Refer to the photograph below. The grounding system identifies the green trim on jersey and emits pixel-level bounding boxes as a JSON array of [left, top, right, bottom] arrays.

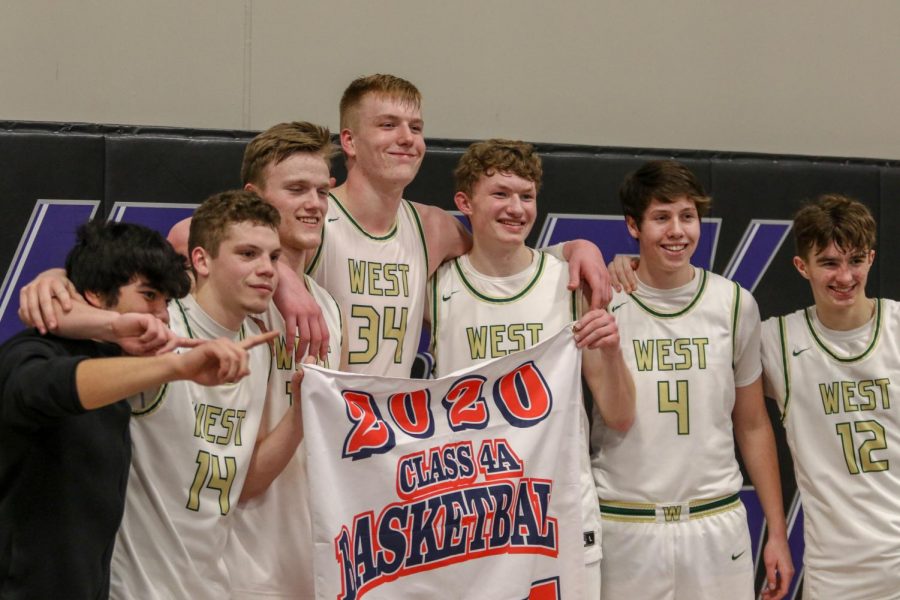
[[453, 250, 547, 304], [174, 298, 246, 341], [803, 298, 882, 364], [404, 200, 430, 276], [730, 281, 741, 368], [329, 192, 399, 241], [429, 274, 440, 356], [778, 315, 792, 423], [599, 493, 741, 523], [131, 384, 168, 416], [629, 269, 709, 318], [569, 288, 578, 321], [304, 218, 325, 276]]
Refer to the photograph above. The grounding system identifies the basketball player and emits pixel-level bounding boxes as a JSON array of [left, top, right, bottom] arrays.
[[0, 220, 267, 599], [591, 161, 792, 600], [108, 191, 303, 600], [272, 74, 613, 370], [223, 122, 345, 599], [760, 195, 900, 599], [428, 139, 635, 598]]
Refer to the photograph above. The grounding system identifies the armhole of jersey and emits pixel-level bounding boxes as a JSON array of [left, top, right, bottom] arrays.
[[132, 383, 168, 417], [730, 281, 741, 369], [429, 273, 439, 357], [405, 200, 430, 273], [778, 316, 791, 423], [305, 223, 325, 276]]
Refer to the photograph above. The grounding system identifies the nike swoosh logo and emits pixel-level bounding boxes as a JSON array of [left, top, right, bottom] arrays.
[[792, 348, 809, 357], [442, 291, 459, 301], [610, 302, 626, 313], [327, 217, 340, 222], [731, 550, 746, 561]]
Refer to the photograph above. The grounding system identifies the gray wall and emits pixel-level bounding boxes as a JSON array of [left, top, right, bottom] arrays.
[[2, 0, 899, 160]]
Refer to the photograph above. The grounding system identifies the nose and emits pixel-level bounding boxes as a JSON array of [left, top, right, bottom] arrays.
[[835, 262, 853, 282], [668, 216, 685, 237], [507, 195, 525, 216], [258, 255, 276, 277], [395, 122, 414, 145], [154, 301, 169, 325]]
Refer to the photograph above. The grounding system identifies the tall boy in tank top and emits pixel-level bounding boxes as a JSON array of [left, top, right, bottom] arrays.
[[591, 161, 793, 600], [760, 195, 900, 600], [275, 74, 613, 373], [428, 139, 636, 599]]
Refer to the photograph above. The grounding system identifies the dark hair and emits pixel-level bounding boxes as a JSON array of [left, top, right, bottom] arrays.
[[793, 194, 876, 259], [619, 160, 711, 226], [65, 219, 191, 307], [189, 190, 280, 259], [454, 139, 543, 196]]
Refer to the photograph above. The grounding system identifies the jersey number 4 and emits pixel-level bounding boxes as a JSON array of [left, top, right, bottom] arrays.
[[658, 380, 690, 435]]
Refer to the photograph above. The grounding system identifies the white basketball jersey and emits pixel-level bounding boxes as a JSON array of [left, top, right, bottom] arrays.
[[430, 251, 601, 563], [226, 277, 342, 599], [110, 295, 271, 600], [593, 270, 751, 502], [762, 300, 900, 599], [307, 194, 427, 377]]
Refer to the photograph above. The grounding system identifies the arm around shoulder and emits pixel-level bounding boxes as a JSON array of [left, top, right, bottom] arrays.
[[413, 202, 471, 276]]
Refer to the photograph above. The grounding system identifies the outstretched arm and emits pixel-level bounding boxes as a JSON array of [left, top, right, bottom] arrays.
[[575, 308, 635, 431], [74, 331, 277, 410], [241, 368, 305, 501], [733, 377, 794, 600]]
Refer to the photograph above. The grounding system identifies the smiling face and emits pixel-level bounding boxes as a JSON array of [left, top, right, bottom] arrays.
[[341, 93, 425, 187], [250, 152, 331, 265], [192, 222, 281, 328], [794, 242, 874, 316], [627, 196, 700, 288], [457, 171, 537, 248]]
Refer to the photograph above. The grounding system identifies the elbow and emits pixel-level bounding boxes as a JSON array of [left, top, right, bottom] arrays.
[[606, 412, 634, 433]]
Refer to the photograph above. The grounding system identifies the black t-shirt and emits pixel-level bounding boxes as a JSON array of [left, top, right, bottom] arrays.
[[0, 330, 129, 599]]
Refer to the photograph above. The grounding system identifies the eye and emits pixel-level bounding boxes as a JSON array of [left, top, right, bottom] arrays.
[[411, 124, 424, 134], [141, 290, 158, 301]]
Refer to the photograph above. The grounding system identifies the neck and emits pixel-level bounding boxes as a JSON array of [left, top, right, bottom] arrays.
[[280, 245, 306, 275], [467, 242, 533, 277], [335, 171, 405, 235], [816, 297, 875, 331], [636, 263, 694, 290], [192, 285, 243, 332]]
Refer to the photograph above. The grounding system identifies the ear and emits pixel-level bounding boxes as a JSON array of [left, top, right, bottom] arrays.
[[454, 191, 473, 215], [625, 215, 640, 240], [329, 176, 337, 188], [192, 247, 212, 278], [83, 290, 106, 309], [867, 249, 876, 265], [244, 182, 259, 194], [340, 128, 355, 159], [792, 255, 811, 280]]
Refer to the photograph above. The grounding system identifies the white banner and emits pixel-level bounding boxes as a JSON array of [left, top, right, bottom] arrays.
[[302, 327, 585, 600]]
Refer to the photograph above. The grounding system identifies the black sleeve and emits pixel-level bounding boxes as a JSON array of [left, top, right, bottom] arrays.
[[0, 334, 90, 431]]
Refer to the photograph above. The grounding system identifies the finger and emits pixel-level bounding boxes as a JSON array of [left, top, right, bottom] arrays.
[[20, 287, 47, 333], [566, 261, 580, 292], [53, 281, 73, 312], [307, 317, 323, 363], [284, 316, 297, 356], [290, 367, 305, 399], [240, 330, 279, 349], [295, 317, 312, 362], [316, 312, 331, 361]]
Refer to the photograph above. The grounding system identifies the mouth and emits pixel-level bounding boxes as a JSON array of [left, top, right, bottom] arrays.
[[296, 216, 320, 225], [828, 283, 857, 297], [250, 283, 274, 294], [498, 219, 527, 231], [661, 243, 688, 254]]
